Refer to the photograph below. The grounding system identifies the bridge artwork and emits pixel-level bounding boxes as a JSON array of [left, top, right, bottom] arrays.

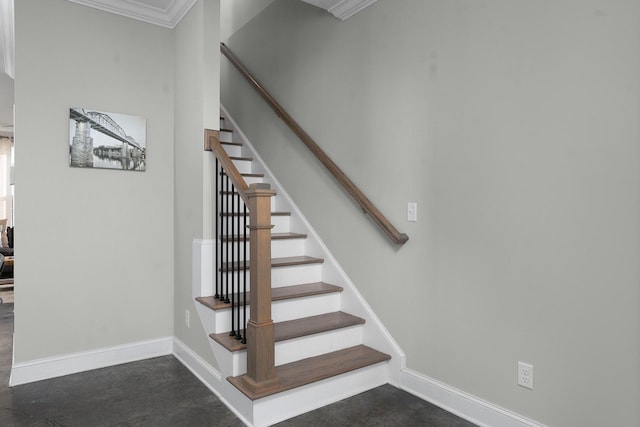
[[69, 108, 146, 172]]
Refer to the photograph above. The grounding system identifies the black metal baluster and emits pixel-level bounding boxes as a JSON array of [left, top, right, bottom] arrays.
[[215, 158, 220, 299], [242, 201, 247, 344], [220, 169, 226, 302], [225, 173, 231, 304], [229, 181, 236, 338], [235, 190, 242, 341]]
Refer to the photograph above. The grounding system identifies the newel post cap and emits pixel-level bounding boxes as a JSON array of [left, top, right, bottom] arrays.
[[246, 183, 276, 198]]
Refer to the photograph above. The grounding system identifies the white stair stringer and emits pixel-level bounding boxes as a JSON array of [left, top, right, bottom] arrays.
[[187, 107, 405, 426]]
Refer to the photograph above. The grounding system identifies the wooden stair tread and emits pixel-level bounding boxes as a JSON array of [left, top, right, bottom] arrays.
[[220, 232, 307, 242], [220, 211, 290, 217], [195, 282, 343, 311], [220, 256, 324, 272], [272, 255, 324, 267], [210, 311, 362, 352], [221, 141, 242, 147], [221, 128, 233, 132], [276, 311, 364, 342], [230, 156, 253, 162], [228, 345, 391, 400], [220, 171, 263, 177]]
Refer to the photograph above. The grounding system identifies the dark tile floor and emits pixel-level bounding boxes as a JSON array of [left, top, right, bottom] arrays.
[[0, 303, 476, 426]]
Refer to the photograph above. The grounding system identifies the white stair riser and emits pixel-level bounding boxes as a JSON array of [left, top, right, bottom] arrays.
[[244, 175, 265, 186], [271, 238, 305, 258], [220, 130, 233, 142], [216, 263, 323, 294], [218, 197, 277, 213], [272, 263, 323, 287], [222, 144, 243, 157], [218, 174, 265, 188], [232, 159, 253, 174], [218, 239, 305, 261], [224, 325, 364, 377], [253, 363, 389, 427], [216, 215, 290, 233], [272, 293, 340, 322], [211, 306, 249, 334], [274, 326, 363, 366], [211, 293, 340, 333]]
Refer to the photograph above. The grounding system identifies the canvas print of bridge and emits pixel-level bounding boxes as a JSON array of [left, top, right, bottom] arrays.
[[69, 108, 146, 172]]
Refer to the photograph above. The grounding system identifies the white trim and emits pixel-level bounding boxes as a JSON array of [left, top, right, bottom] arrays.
[[172, 337, 222, 385], [65, 0, 197, 28], [6, 334, 545, 427], [172, 338, 253, 427], [328, 0, 378, 20], [0, 0, 15, 78], [400, 369, 547, 427], [192, 238, 215, 300], [10, 336, 173, 386], [301, 0, 377, 20]]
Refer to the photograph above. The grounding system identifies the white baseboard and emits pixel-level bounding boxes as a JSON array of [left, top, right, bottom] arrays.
[[172, 337, 221, 386], [8, 335, 545, 427], [10, 336, 173, 386], [399, 369, 546, 427], [172, 338, 252, 427]]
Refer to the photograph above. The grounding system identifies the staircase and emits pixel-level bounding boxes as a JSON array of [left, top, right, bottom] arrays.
[[191, 108, 404, 426]]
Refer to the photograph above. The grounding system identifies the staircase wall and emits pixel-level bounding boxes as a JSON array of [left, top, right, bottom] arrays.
[[174, 0, 222, 367], [220, 1, 640, 426]]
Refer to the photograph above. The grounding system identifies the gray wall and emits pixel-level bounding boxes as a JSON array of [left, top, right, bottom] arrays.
[[220, 0, 277, 41], [221, 1, 640, 425], [173, 0, 221, 365], [14, 0, 174, 361]]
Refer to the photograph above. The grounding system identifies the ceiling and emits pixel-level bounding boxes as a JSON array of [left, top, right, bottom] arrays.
[[0, 0, 377, 137]]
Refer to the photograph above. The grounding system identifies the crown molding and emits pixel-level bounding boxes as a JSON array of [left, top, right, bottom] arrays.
[[302, 0, 378, 20], [66, 0, 198, 29]]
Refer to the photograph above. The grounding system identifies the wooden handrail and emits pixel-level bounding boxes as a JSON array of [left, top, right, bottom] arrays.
[[205, 129, 250, 205], [220, 43, 409, 245]]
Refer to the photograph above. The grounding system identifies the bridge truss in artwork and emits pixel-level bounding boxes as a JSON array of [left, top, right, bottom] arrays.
[[69, 107, 146, 172]]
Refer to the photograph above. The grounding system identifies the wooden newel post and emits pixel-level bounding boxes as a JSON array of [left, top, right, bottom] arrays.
[[242, 183, 279, 394]]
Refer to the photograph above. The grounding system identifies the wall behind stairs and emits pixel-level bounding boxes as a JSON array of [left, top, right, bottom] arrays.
[[220, 1, 640, 426], [221, 0, 277, 41], [14, 0, 174, 362], [173, 0, 222, 366]]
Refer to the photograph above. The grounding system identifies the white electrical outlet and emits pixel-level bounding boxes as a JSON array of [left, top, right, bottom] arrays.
[[185, 310, 190, 328], [518, 361, 534, 389], [407, 202, 417, 222]]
